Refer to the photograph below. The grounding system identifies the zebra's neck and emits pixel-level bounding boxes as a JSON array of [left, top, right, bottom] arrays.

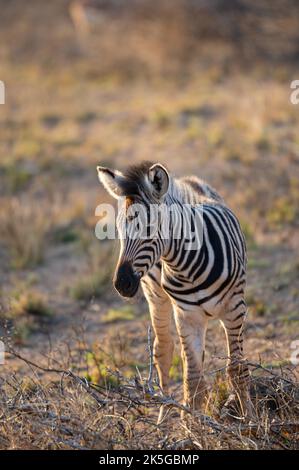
[[159, 178, 203, 276], [158, 176, 224, 278]]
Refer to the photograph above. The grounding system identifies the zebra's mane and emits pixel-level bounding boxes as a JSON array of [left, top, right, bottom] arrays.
[[117, 161, 222, 205], [117, 161, 155, 197], [178, 176, 223, 205]]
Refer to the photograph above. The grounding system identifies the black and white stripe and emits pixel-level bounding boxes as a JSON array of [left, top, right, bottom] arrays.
[[97, 161, 253, 419]]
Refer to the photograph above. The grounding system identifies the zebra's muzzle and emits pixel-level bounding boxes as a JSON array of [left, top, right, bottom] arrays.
[[113, 261, 140, 298]]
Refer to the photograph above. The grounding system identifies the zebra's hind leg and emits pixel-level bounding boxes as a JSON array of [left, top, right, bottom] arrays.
[[142, 275, 174, 424], [174, 307, 208, 413], [221, 296, 254, 419]]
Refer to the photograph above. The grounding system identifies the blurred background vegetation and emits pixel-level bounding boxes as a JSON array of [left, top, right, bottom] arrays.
[[0, 0, 298, 449]]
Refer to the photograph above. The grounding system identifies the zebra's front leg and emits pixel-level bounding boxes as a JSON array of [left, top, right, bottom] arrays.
[[174, 307, 208, 412], [142, 277, 174, 423], [221, 295, 254, 419]]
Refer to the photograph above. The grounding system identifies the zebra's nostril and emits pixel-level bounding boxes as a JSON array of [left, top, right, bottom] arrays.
[[121, 276, 132, 290], [114, 261, 139, 297]]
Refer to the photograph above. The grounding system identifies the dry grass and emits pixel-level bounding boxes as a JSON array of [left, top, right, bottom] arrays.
[[0, 345, 298, 450], [70, 240, 116, 302], [0, 198, 52, 269], [0, 0, 298, 451], [1, 286, 52, 344]]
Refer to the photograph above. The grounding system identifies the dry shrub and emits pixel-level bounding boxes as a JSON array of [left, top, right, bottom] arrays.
[[2, 1, 299, 78], [0, 346, 298, 450], [70, 0, 299, 70], [0, 287, 52, 344]]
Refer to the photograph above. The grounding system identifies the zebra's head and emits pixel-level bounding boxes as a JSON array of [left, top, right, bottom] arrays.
[[97, 161, 170, 298]]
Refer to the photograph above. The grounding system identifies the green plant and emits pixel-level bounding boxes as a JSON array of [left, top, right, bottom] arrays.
[[169, 354, 182, 382], [2, 161, 34, 193], [9, 291, 52, 318], [101, 305, 135, 324]]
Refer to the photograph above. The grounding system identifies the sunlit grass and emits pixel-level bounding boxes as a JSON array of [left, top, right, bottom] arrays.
[[101, 305, 135, 324], [70, 241, 116, 302], [2, 286, 52, 344], [0, 197, 52, 269]]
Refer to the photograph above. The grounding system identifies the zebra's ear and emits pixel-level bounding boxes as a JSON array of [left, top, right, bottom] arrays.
[[97, 166, 124, 199], [148, 163, 169, 199]]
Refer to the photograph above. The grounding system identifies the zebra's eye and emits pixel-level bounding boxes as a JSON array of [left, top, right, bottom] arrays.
[[127, 212, 138, 223]]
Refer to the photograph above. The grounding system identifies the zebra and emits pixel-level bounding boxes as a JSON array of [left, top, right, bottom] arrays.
[[97, 161, 253, 420]]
